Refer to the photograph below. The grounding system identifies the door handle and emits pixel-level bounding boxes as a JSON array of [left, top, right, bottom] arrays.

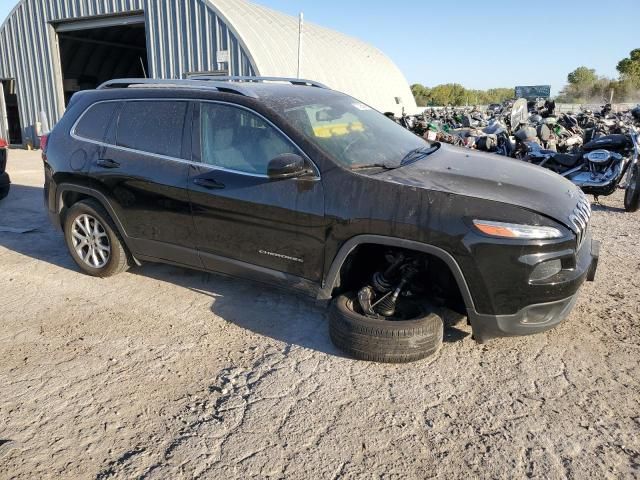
[[96, 158, 120, 169], [193, 178, 225, 190]]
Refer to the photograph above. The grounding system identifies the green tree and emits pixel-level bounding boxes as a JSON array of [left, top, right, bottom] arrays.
[[617, 49, 640, 86], [428, 84, 464, 106], [558, 66, 604, 103], [567, 66, 597, 86], [411, 84, 431, 107], [411, 83, 514, 107]]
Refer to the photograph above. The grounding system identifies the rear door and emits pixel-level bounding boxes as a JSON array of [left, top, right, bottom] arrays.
[[188, 101, 326, 283], [87, 99, 200, 267]]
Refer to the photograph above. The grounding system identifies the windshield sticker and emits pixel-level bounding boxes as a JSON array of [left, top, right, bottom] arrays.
[[352, 103, 371, 111], [313, 122, 365, 138]]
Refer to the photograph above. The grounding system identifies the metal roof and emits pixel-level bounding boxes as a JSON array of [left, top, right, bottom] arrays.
[[0, 0, 415, 145], [207, 0, 417, 114]]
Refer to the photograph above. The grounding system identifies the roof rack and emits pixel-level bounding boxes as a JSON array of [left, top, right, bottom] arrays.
[[98, 79, 198, 89], [186, 75, 330, 89], [96, 78, 254, 97]]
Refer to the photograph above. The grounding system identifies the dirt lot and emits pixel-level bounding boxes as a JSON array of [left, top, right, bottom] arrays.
[[0, 149, 639, 479]]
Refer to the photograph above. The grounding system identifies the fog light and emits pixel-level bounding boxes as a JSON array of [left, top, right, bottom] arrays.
[[530, 259, 562, 282]]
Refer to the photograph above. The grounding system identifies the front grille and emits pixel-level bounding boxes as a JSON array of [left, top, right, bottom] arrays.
[[569, 193, 592, 247]]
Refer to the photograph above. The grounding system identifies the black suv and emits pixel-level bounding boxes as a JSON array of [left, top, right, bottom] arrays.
[[0, 138, 9, 200], [43, 77, 599, 363]]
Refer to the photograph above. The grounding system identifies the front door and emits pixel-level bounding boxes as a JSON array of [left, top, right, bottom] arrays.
[[188, 102, 326, 282]]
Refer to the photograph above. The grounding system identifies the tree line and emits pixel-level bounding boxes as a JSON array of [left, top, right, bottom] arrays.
[[411, 49, 640, 106], [556, 49, 640, 103], [411, 83, 513, 107]]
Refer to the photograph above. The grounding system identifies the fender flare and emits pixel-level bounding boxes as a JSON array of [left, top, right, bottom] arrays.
[[56, 183, 137, 259], [318, 235, 476, 313]]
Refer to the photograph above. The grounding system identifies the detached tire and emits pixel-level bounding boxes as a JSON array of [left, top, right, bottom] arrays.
[[624, 164, 640, 212], [329, 292, 443, 363]]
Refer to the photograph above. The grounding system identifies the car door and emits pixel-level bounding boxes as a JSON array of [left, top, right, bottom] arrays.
[[88, 99, 200, 267], [188, 101, 326, 283]]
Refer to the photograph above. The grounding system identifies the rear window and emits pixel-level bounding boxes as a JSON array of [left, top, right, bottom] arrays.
[[116, 101, 188, 158], [74, 102, 120, 142]]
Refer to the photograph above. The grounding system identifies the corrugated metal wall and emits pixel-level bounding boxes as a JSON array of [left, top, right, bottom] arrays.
[[0, 0, 256, 145]]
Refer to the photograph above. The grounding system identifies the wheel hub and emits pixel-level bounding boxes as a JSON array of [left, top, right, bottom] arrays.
[[71, 214, 111, 269]]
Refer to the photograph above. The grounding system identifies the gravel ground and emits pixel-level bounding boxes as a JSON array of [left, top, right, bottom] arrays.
[[1, 150, 639, 480]]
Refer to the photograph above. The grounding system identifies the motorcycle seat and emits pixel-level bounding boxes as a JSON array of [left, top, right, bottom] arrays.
[[583, 134, 631, 152], [483, 123, 504, 135]]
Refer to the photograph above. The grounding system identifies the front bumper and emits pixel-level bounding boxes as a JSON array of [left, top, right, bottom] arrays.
[[470, 237, 600, 343]]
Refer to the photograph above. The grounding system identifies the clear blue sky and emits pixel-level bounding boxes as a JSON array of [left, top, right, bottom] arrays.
[[0, 0, 638, 95]]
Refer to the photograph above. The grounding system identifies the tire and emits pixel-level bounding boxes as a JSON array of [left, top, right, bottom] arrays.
[[624, 164, 640, 213], [0, 184, 9, 200], [63, 199, 129, 277], [329, 292, 444, 363]]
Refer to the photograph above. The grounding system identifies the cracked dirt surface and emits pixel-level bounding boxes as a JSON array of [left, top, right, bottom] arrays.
[[1, 150, 639, 479]]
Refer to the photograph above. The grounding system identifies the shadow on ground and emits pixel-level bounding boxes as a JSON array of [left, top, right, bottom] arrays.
[[591, 198, 627, 213], [1, 182, 470, 356], [136, 263, 347, 357], [0, 184, 76, 271]]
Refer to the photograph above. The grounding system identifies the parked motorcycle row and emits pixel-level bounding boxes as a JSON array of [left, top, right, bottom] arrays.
[[393, 101, 640, 212]]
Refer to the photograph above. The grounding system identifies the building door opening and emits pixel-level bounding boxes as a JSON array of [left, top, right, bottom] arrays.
[[56, 14, 148, 106], [0, 79, 23, 145]]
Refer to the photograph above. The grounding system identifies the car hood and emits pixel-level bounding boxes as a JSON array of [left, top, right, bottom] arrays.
[[378, 143, 582, 230]]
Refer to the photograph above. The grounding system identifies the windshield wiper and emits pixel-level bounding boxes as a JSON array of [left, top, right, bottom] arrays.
[[350, 144, 440, 172], [350, 163, 396, 172], [399, 144, 440, 166]]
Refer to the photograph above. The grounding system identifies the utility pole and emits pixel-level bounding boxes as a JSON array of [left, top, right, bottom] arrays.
[[297, 12, 304, 79]]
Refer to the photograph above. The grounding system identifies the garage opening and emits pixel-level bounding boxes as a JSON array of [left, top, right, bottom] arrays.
[[0, 79, 23, 145], [56, 14, 148, 106]]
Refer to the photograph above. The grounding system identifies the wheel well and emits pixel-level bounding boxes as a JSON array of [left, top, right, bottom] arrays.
[[60, 190, 91, 217], [333, 243, 467, 315], [56, 190, 93, 229], [57, 188, 140, 266]]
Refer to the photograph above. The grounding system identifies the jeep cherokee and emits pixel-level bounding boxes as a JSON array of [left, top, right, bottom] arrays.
[[42, 77, 600, 363]]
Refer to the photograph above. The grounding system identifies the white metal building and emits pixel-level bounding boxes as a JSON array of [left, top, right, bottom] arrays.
[[0, 0, 416, 146]]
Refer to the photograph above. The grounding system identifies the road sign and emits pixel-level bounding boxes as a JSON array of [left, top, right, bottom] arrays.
[[515, 85, 551, 100]]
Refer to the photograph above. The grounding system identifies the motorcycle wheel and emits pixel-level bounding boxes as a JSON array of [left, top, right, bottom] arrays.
[[624, 164, 640, 213]]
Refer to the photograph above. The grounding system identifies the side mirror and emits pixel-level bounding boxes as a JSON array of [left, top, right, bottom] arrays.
[[267, 153, 309, 180]]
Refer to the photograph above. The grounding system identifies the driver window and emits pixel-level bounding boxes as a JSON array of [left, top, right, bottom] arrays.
[[200, 103, 298, 175]]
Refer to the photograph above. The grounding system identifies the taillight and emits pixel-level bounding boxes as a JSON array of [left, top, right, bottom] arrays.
[[40, 134, 49, 152], [0, 138, 7, 148]]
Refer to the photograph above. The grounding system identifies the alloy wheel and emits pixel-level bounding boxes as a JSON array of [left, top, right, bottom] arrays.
[[71, 214, 111, 268]]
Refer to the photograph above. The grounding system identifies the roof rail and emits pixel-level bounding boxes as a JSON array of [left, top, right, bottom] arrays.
[[98, 79, 195, 89], [96, 78, 254, 97], [186, 75, 330, 89]]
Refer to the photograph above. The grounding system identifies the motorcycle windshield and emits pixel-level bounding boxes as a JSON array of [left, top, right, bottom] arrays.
[[511, 99, 528, 129]]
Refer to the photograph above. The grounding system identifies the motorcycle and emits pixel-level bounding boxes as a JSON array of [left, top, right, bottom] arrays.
[[522, 127, 640, 212]]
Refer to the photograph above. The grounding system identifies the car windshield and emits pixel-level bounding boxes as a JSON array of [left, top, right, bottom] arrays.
[[266, 90, 430, 169]]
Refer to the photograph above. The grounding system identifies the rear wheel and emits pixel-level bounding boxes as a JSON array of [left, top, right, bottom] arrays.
[[329, 292, 444, 363], [624, 164, 640, 212], [0, 184, 8, 200], [63, 199, 129, 277]]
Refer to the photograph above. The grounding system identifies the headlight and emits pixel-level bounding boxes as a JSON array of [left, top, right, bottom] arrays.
[[473, 220, 563, 240]]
